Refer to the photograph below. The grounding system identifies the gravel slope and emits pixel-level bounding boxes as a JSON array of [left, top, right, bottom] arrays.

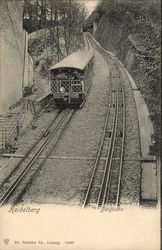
[[119, 65, 141, 204]]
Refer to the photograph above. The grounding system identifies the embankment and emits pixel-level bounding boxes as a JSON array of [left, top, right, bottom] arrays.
[[90, 3, 160, 156]]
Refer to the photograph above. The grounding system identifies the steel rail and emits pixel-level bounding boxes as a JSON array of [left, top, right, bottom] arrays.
[[116, 88, 125, 206], [84, 33, 91, 50], [82, 65, 113, 207], [116, 66, 126, 207], [104, 58, 125, 207], [0, 109, 71, 206], [97, 61, 119, 208]]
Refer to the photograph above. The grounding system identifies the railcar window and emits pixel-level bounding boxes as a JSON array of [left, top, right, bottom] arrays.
[[51, 73, 56, 80], [56, 72, 67, 78], [51, 68, 84, 80]]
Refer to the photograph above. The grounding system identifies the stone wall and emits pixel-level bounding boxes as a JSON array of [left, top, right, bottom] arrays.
[[94, 12, 160, 155], [0, 0, 23, 113]]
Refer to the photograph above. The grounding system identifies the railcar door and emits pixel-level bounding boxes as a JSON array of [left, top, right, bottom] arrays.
[[59, 79, 70, 103]]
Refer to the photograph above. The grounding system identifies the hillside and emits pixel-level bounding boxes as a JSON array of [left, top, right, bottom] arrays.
[[27, 28, 84, 100], [23, 0, 86, 100], [86, 0, 161, 156]]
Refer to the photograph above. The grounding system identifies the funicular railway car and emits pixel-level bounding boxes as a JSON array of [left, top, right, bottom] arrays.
[[49, 50, 94, 108]]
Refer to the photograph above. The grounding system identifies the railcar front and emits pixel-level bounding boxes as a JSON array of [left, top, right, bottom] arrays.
[[49, 67, 85, 107], [49, 51, 94, 108]]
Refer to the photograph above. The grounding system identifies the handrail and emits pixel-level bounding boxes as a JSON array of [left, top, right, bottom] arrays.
[[2, 100, 27, 145]]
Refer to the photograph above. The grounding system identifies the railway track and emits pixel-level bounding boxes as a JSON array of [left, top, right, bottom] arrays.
[[0, 104, 60, 185], [83, 33, 126, 208], [84, 33, 92, 51], [0, 108, 75, 206]]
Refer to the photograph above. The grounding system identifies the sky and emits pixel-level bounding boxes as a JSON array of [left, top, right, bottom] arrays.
[[83, 0, 100, 15]]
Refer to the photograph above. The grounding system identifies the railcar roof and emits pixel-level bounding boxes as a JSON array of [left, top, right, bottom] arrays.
[[49, 50, 94, 71]]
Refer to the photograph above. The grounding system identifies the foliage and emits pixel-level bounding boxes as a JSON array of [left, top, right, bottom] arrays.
[[86, 0, 161, 28], [23, 0, 87, 58]]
